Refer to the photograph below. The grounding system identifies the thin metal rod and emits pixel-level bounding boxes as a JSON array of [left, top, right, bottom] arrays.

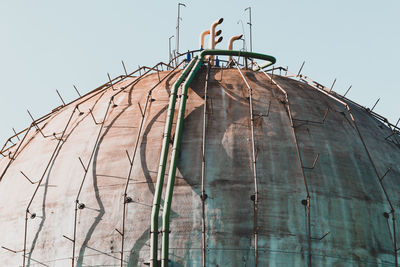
[[371, 98, 380, 111], [121, 60, 128, 76], [56, 89, 66, 106], [329, 78, 336, 92], [119, 63, 183, 267], [1, 246, 20, 253], [176, 3, 186, 56], [297, 61, 305, 77], [233, 58, 259, 267], [27, 110, 47, 138], [253, 59, 312, 267], [23, 107, 77, 267], [20, 171, 35, 184], [12, 128, 20, 141], [150, 59, 190, 267], [72, 99, 112, 267], [201, 63, 211, 267], [107, 73, 115, 91], [88, 109, 101, 125], [245, 7, 252, 52], [285, 67, 398, 266], [380, 167, 392, 181], [73, 85, 81, 97], [0, 125, 33, 182], [78, 157, 87, 172], [343, 85, 352, 97]]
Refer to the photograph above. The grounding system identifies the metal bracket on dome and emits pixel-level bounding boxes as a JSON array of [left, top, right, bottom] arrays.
[[1, 246, 23, 254], [78, 157, 87, 172], [76, 105, 84, 115], [303, 153, 320, 170], [115, 228, 123, 236], [20, 171, 37, 184], [62, 235, 74, 243], [311, 231, 330, 241], [125, 150, 133, 165], [379, 167, 392, 182], [12, 128, 20, 141], [27, 110, 49, 138], [292, 108, 330, 128], [107, 73, 116, 91], [138, 102, 144, 117], [88, 108, 101, 125]]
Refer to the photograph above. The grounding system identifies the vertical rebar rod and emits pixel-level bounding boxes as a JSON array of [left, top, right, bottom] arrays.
[[23, 107, 77, 267], [285, 67, 398, 267], [72, 99, 112, 267], [253, 60, 312, 267], [119, 63, 183, 267], [201, 63, 211, 267], [233, 59, 259, 267]]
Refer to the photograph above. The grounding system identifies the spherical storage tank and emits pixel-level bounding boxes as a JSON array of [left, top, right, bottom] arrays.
[[1, 49, 400, 267]]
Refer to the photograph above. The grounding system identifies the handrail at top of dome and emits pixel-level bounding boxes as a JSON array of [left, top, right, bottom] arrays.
[[168, 49, 276, 68], [199, 49, 276, 66]]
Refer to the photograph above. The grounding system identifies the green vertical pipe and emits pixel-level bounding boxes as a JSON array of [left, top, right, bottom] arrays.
[[161, 56, 203, 266], [159, 49, 275, 266], [150, 57, 198, 267]]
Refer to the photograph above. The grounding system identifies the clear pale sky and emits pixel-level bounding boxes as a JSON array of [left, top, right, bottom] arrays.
[[0, 1, 399, 145]]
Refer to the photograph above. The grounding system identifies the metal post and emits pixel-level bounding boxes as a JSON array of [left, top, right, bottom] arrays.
[[252, 59, 312, 267], [176, 3, 186, 56], [233, 59, 259, 266], [201, 63, 211, 267], [245, 7, 253, 52]]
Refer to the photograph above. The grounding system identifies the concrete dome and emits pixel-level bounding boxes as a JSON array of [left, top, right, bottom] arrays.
[[0, 62, 399, 266]]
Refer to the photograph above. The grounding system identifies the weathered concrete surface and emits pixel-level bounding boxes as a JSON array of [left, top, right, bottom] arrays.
[[0, 67, 399, 266]]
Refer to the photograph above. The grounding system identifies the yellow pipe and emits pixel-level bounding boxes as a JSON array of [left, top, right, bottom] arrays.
[[228, 34, 243, 61], [208, 18, 223, 64], [199, 30, 210, 49]]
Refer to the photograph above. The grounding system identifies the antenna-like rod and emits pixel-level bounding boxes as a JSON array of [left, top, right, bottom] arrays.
[[237, 20, 247, 51], [245, 7, 253, 52], [176, 3, 186, 56], [169, 35, 175, 64]]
